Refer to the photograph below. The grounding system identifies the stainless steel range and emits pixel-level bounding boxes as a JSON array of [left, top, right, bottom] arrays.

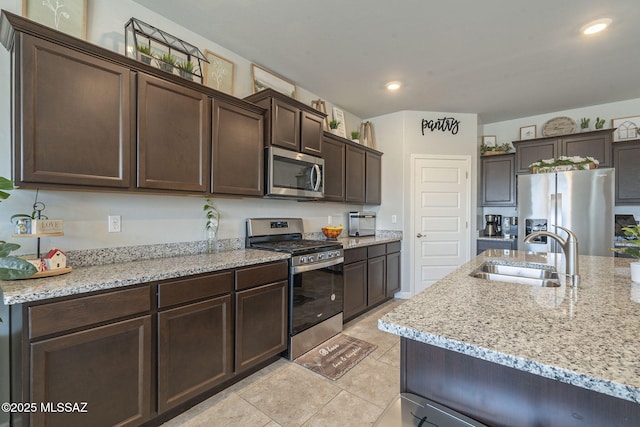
[[246, 218, 344, 359]]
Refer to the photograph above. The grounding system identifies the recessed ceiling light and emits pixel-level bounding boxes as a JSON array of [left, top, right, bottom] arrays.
[[386, 81, 401, 91], [581, 18, 612, 35]]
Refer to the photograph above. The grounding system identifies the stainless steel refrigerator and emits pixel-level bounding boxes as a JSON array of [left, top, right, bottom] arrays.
[[518, 168, 614, 256]]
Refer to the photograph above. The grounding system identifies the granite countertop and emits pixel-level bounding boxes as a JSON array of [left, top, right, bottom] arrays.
[[336, 231, 402, 249], [1, 249, 290, 305], [476, 234, 517, 241], [379, 249, 640, 403]]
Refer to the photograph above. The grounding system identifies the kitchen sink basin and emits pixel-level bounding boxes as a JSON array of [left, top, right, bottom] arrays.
[[470, 262, 561, 287]]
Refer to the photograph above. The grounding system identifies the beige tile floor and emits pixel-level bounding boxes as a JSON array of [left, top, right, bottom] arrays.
[[161, 299, 404, 427]]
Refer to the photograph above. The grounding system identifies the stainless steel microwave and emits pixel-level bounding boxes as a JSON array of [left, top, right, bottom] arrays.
[[266, 146, 324, 199]]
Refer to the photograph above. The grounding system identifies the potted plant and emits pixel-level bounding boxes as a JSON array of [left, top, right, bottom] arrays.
[[580, 117, 590, 131], [528, 156, 599, 173], [203, 197, 220, 253], [137, 44, 153, 65], [595, 117, 606, 130], [480, 142, 511, 156], [176, 60, 196, 80], [329, 119, 340, 135], [611, 225, 640, 283], [350, 130, 360, 143], [157, 52, 176, 73]]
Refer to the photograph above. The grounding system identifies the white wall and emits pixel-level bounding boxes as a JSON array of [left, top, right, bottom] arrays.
[[0, 0, 364, 254], [369, 110, 479, 297], [482, 97, 640, 221]]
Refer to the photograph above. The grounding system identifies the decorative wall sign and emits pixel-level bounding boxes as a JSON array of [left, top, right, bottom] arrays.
[[421, 117, 461, 135], [23, 0, 86, 39], [541, 116, 576, 136], [482, 135, 497, 146], [332, 107, 346, 138], [612, 116, 640, 142], [203, 50, 234, 95], [519, 125, 536, 140]]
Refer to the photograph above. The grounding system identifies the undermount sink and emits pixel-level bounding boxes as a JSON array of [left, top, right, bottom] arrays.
[[470, 262, 561, 287]]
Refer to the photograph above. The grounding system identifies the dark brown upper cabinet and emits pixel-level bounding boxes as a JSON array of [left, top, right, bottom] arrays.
[[14, 33, 134, 189], [365, 151, 382, 205], [212, 99, 265, 196], [480, 153, 516, 206], [345, 141, 382, 205], [244, 88, 326, 156], [321, 133, 346, 201], [613, 140, 640, 204], [513, 129, 613, 174], [137, 73, 211, 192]]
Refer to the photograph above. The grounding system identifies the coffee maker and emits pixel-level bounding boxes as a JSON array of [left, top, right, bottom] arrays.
[[484, 214, 501, 236]]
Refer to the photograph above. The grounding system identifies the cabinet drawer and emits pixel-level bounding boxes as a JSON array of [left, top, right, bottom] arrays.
[[367, 244, 386, 258], [344, 247, 367, 264], [235, 260, 288, 291], [158, 271, 233, 308], [28, 286, 150, 339], [386, 241, 401, 254]]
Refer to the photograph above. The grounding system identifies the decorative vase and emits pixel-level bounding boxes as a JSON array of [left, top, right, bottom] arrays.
[[631, 262, 640, 284], [351, 138, 360, 144], [178, 69, 193, 81], [137, 52, 153, 65], [330, 128, 340, 135], [206, 227, 219, 254]]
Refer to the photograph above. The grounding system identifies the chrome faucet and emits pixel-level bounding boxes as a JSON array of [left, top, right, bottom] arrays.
[[524, 225, 579, 286]]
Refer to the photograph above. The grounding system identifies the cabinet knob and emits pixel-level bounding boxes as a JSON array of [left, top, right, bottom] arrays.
[[417, 233, 425, 238]]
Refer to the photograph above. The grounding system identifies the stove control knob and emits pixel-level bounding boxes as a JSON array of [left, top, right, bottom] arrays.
[[308, 255, 315, 262], [318, 253, 325, 260], [327, 252, 333, 258], [300, 256, 308, 263]]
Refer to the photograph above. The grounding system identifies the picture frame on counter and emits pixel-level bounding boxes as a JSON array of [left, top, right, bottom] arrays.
[[612, 115, 640, 142], [23, 0, 87, 39], [482, 135, 497, 146], [203, 50, 234, 95], [519, 124, 536, 140], [251, 64, 297, 98]]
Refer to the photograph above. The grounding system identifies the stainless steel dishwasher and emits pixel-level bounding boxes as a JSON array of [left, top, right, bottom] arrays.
[[375, 393, 487, 427]]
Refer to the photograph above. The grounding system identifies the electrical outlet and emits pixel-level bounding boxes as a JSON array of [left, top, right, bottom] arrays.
[[327, 215, 332, 225], [391, 215, 397, 224], [108, 215, 121, 233]]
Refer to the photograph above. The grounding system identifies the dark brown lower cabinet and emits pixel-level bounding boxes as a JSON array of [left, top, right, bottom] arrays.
[[157, 296, 233, 413], [386, 248, 401, 298], [30, 316, 152, 427], [343, 255, 368, 320], [367, 255, 386, 306], [235, 280, 288, 373]]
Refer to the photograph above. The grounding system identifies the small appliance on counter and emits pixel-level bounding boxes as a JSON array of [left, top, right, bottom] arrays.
[[502, 216, 518, 238], [484, 214, 501, 236], [348, 211, 376, 237]]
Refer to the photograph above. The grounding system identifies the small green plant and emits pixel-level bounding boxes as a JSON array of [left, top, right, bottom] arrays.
[[329, 119, 340, 130], [580, 117, 590, 129], [480, 142, 511, 154], [158, 53, 176, 65], [176, 60, 195, 73], [137, 44, 152, 55], [611, 226, 640, 259], [595, 117, 606, 129], [350, 130, 360, 139]]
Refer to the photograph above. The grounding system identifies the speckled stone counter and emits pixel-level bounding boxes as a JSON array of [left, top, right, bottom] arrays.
[[1, 249, 289, 305], [379, 249, 640, 403], [336, 231, 402, 249]]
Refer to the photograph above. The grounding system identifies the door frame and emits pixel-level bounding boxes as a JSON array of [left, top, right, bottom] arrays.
[[409, 154, 473, 296]]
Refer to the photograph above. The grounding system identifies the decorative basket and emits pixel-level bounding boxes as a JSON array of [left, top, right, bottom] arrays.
[[530, 162, 597, 174]]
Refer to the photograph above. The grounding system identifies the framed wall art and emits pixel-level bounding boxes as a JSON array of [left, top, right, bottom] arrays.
[[612, 116, 640, 142], [203, 50, 234, 95], [332, 107, 347, 138], [23, 0, 86, 39], [519, 125, 536, 140], [251, 64, 297, 98], [482, 135, 497, 146]]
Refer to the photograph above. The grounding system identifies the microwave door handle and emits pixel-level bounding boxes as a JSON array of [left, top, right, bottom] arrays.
[[311, 164, 321, 191]]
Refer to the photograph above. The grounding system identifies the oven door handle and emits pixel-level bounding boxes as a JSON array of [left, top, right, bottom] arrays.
[[292, 256, 344, 274]]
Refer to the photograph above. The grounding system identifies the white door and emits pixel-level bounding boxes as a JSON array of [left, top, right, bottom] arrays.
[[413, 156, 471, 295]]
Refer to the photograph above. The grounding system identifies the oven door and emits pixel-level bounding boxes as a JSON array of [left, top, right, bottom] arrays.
[[290, 258, 344, 335]]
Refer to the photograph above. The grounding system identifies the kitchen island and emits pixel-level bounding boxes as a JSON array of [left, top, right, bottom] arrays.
[[379, 249, 640, 426]]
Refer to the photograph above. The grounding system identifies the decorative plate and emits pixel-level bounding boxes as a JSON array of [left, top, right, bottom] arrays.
[[542, 116, 577, 137]]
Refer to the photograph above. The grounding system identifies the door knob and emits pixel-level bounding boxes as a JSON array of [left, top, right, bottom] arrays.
[[417, 233, 425, 238]]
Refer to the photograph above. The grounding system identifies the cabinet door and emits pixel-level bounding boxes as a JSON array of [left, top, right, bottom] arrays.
[[343, 260, 367, 321], [477, 239, 516, 255], [481, 154, 516, 206], [235, 280, 288, 372], [367, 255, 386, 306], [346, 144, 366, 203], [30, 316, 151, 427], [300, 110, 324, 156], [515, 139, 558, 174], [321, 135, 346, 201], [212, 99, 264, 196], [386, 251, 401, 298], [613, 142, 640, 204], [158, 295, 233, 413], [137, 73, 210, 192], [18, 34, 132, 188], [365, 151, 382, 205], [561, 132, 611, 167], [271, 99, 300, 151]]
